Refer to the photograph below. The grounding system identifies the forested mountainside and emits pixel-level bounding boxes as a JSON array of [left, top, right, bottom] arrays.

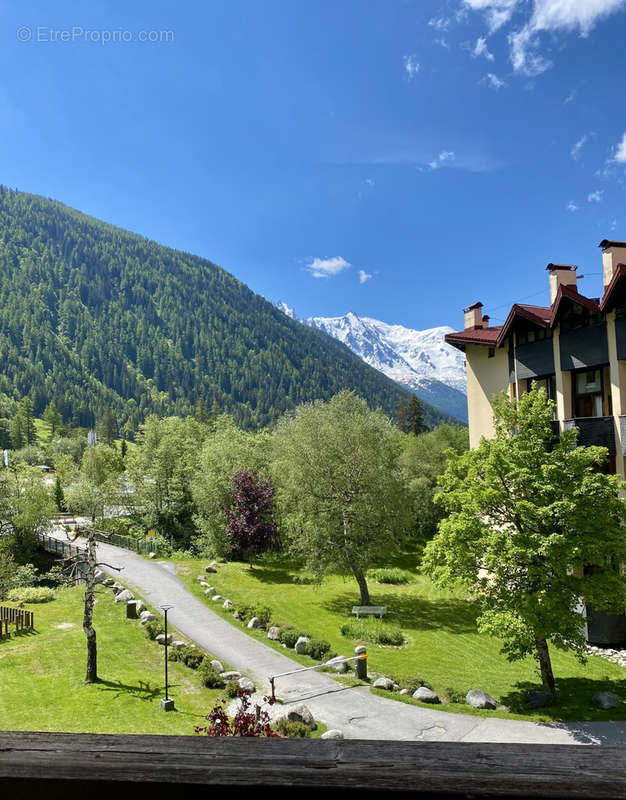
[[0, 187, 453, 434]]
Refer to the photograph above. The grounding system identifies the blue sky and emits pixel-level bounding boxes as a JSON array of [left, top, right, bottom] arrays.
[[2, 1, 626, 331]]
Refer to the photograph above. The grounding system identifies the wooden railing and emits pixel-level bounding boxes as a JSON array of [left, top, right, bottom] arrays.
[[0, 731, 625, 797], [0, 606, 34, 639]]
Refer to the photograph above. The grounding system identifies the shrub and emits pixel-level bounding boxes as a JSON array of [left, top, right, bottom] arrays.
[[12, 563, 39, 588], [144, 620, 164, 640], [42, 564, 72, 588], [307, 638, 332, 661], [278, 629, 310, 648], [7, 587, 54, 604], [292, 573, 318, 585], [368, 567, 413, 585], [389, 676, 431, 694], [340, 619, 405, 646], [198, 658, 223, 688], [225, 680, 241, 698], [179, 646, 205, 670], [237, 604, 273, 624], [445, 688, 467, 704], [273, 717, 311, 738]]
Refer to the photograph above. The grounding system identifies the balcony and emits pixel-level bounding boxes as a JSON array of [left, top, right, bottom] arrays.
[[563, 416, 616, 455]]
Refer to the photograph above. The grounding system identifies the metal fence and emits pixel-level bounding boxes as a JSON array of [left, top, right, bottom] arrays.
[[39, 533, 85, 559], [88, 529, 153, 554]]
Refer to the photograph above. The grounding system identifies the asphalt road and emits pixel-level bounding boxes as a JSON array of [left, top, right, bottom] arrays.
[[48, 528, 626, 744]]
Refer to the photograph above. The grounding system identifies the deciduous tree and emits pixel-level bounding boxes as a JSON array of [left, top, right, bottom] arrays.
[[226, 470, 278, 566]]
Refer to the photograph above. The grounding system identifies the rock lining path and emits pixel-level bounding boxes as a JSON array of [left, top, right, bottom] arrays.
[[50, 528, 626, 744]]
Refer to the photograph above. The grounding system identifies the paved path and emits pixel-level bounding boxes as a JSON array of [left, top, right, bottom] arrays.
[[49, 529, 626, 744]]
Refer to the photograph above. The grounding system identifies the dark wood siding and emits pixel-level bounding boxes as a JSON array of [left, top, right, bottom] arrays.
[[616, 316, 626, 361], [559, 323, 608, 370], [515, 338, 554, 380]]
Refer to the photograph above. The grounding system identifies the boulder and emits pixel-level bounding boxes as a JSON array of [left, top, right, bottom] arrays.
[[248, 617, 264, 629], [525, 690, 554, 709], [114, 589, 134, 603], [112, 582, 124, 593], [321, 730, 344, 740], [294, 636, 309, 654], [155, 633, 173, 645], [287, 704, 316, 729], [200, 581, 209, 588], [221, 671, 241, 682], [413, 687, 439, 704], [223, 599, 233, 610], [205, 565, 217, 574], [212, 595, 223, 602], [325, 656, 349, 673], [210, 660, 224, 673], [373, 676, 395, 690], [233, 611, 240, 619], [209, 560, 218, 569], [204, 588, 213, 595], [102, 578, 114, 587], [466, 690, 497, 710], [399, 689, 410, 695], [93, 569, 106, 584], [267, 626, 281, 640], [148, 552, 156, 559], [172, 640, 187, 649], [140, 611, 156, 624], [135, 600, 145, 614], [592, 691, 621, 710], [238, 677, 255, 693], [197, 575, 206, 582]]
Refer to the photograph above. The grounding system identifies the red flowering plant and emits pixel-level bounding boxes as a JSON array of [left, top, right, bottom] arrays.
[[195, 690, 279, 737]]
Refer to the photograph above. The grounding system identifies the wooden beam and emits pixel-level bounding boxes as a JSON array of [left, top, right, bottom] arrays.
[[0, 731, 625, 797]]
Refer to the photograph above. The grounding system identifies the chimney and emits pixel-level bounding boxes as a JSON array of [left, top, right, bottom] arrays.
[[599, 239, 626, 288], [546, 263, 577, 305], [463, 302, 484, 330]]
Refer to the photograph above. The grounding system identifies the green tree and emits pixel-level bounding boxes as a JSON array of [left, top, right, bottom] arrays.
[[192, 415, 270, 556], [10, 398, 36, 449], [42, 401, 63, 438], [394, 395, 428, 436], [423, 387, 626, 697], [95, 408, 117, 446], [272, 392, 413, 605], [0, 465, 54, 560], [400, 423, 469, 545]]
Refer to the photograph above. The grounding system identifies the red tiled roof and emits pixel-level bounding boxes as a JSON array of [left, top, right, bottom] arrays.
[[445, 326, 502, 347], [549, 283, 599, 326]]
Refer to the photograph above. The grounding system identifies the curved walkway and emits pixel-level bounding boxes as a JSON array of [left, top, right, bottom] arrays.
[[50, 529, 626, 744]]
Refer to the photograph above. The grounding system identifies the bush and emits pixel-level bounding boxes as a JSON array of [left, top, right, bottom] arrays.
[[292, 573, 319, 585], [179, 646, 205, 670], [42, 564, 72, 588], [278, 629, 310, 648], [198, 658, 223, 688], [340, 619, 405, 646], [12, 563, 39, 588], [273, 718, 311, 738], [389, 676, 431, 694], [368, 567, 413, 585], [237, 604, 272, 625], [144, 620, 164, 640], [445, 688, 466, 704], [225, 680, 240, 698], [307, 638, 333, 661], [97, 517, 145, 539], [7, 587, 54, 604]]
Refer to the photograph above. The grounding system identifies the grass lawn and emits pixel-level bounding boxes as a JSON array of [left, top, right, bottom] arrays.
[[0, 584, 223, 734], [173, 552, 626, 723]]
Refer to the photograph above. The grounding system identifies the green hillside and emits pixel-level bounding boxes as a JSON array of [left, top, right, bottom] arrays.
[[0, 187, 451, 434]]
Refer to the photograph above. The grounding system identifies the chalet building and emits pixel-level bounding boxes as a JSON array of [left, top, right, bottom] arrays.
[[445, 239, 626, 645]]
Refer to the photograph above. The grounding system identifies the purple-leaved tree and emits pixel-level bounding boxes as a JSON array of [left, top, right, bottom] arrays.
[[226, 470, 279, 567]]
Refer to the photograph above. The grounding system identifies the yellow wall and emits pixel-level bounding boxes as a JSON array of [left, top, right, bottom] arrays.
[[465, 344, 510, 449]]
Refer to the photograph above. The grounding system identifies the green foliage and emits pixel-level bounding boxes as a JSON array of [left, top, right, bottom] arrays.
[[144, 620, 164, 640], [225, 680, 241, 698], [423, 386, 626, 694], [400, 423, 469, 545], [394, 395, 427, 436], [388, 675, 431, 693], [340, 619, 405, 646], [273, 718, 312, 738], [445, 687, 467, 704], [0, 466, 55, 559], [10, 398, 35, 449], [278, 629, 309, 648], [8, 586, 55, 603], [368, 567, 414, 584], [0, 187, 436, 435], [168, 645, 205, 670], [236, 603, 272, 625], [197, 658, 223, 687], [272, 391, 414, 605], [306, 638, 333, 661], [97, 517, 145, 539]]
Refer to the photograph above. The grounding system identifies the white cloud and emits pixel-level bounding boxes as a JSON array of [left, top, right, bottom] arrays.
[[588, 189, 604, 203], [564, 88, 577, 104], [358, 270, 373, 284], [428, 16, 450, 31], [473, 36, 495, 60], [464, 1, 626, 76], [480, 72, 507, 89], [427, 150, 456, 170], [571, 134, 588, 160], [614, 131, 626, 163], [404, 55, 420, 79], [364, 178, 375, 186], [306, 256, 350, 279], [434, 37, 450, 49], [611, 219, 618, 230], [567, 201, 579, 212]]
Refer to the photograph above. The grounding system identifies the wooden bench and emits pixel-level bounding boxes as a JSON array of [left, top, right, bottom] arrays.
[[352, 605, 386, 619]]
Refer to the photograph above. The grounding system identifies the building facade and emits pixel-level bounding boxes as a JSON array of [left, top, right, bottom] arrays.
[[445, 239, 626, 644]]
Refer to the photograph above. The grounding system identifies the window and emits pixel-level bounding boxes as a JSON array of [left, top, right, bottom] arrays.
[[573, 369, 603, 417], [488, 347, 495, 358]]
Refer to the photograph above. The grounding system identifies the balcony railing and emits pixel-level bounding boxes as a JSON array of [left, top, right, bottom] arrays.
[[563, 416, 616, 455]]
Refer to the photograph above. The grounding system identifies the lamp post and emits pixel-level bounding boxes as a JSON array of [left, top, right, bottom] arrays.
[[160, 604, 174, 711]]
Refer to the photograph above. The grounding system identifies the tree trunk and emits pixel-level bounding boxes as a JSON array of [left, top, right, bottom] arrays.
[[83, 531, 98, 683], [534, 635, 555, 695], [342, 508, 370, 606]]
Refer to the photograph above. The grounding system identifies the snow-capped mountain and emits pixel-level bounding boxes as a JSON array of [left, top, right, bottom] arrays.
[[275, 303, 467, 422]]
